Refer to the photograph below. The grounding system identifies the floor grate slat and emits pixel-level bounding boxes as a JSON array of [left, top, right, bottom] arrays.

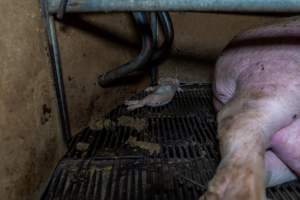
[[42, 83, 300, 200]]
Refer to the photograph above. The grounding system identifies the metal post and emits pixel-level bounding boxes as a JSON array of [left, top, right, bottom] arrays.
[[47, 0, 300, 13], [41, 0, 72, 147], [149, 12, 159, 86]]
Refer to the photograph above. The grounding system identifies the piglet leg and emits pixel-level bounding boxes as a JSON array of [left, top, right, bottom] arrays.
[[124, 100, 145, 111]]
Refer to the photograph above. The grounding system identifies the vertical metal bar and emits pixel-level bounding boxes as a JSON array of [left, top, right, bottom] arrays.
[[41, 0, 72, 146], [149, 12, 158, 86]]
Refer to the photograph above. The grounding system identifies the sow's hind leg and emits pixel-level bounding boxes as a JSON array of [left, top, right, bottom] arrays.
[[213, 93, 297, 188], [200, 88, 300, 200], [212, 97, 298, 188]]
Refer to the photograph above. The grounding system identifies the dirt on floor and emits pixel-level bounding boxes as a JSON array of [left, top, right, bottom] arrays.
[[127, 136, 161, 155], [117, 116, 147, 132]]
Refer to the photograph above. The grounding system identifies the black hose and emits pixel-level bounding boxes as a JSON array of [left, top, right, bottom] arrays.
[[151, 12, 174, 64], [138, 12, 174, 85], [149, 12, 159, 85], [98, 12, 174, 87], [149, 12, 174, 85], [98, 12, 154, 87]]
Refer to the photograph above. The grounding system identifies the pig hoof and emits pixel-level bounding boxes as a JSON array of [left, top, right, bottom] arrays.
[[201, 159, 265, 200]]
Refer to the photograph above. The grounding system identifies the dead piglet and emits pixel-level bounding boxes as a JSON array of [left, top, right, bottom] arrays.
[[125, 77, 182, 110]]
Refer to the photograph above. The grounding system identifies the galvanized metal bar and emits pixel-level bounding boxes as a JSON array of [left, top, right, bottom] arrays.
[[47, 0, 300, 13], [41, 0, 72, 147]]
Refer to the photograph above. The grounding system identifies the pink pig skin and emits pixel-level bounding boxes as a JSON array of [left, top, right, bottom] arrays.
[[201, 17, 300, 200]]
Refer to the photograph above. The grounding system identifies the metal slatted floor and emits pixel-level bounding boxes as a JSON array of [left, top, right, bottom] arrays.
[[42, 83, 300, 200]]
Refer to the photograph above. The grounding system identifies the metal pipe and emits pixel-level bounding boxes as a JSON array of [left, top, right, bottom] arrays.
[[151, 12, 174, 64], [98, 12, 174, 87], [149, 12, 174, 86], [48, 0, 300, 13], [149, 12, 159, 86], [41, 0, 72, 147], [98, 12, 154, 86]]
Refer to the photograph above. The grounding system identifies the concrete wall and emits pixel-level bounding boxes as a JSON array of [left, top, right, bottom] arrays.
[[0, 1, 65, 200], [0, 2, 286, 199]]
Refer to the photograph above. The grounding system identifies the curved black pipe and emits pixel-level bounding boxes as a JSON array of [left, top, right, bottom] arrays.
[[149, 12, 159, 85], [98, 12, 174, 87], [135, 12, 174, 85], [151, 12, 174, 64], [149, 11, 174, 85], [98, 12, 154, 87]]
